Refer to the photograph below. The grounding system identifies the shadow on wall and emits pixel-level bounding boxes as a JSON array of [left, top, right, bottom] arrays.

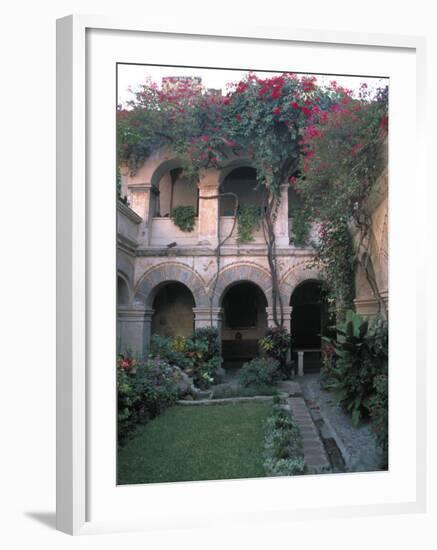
[[151, 281, 195, 338]]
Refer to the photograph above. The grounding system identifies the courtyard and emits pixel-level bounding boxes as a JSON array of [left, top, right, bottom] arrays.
[[116, 69, 389, 484]]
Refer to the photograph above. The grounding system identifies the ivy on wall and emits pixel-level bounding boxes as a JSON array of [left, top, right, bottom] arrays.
[[171, 205, 196, 232], [237, 205, 262, 243]]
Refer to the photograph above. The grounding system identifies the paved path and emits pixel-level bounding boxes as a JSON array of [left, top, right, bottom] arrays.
[[287, 397, 330, 474]]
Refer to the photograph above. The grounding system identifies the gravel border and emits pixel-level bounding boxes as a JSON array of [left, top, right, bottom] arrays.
[[299, 374, 385, 472]]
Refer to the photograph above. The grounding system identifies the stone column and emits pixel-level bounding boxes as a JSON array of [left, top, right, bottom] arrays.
[[273, 183, 290, 247], [193, 307, 223, 330], [265, 305, 293, 329], [117, 307, 154, 357], [127, 183, 159, 246], [297, 351, 304, 377], [197, 169, 220, 247]]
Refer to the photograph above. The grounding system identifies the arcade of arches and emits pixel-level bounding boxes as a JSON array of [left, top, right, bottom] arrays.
[[117, 150, 387, 373]]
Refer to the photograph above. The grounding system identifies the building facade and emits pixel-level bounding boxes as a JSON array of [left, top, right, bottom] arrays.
[[116, 146, 388, 366]]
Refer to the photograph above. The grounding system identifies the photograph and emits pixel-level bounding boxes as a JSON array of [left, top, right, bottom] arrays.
[[115, 64, 389, 485]]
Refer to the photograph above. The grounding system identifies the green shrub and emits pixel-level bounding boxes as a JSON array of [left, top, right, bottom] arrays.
[[150, 334, 192, 370], [117, 356, 179, 444], [150, 327, 222, 390], [290, 207, 311, 247], [368, 371, 388, 457], [263, 406, 305, 476], [259, 327, 292, 376], [171, 205, 196, 232], [239, 357, 280, 388], [323, 311, 388, 426]]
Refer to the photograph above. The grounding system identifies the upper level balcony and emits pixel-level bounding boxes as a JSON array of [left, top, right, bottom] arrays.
[[119, 150, 317, 253]]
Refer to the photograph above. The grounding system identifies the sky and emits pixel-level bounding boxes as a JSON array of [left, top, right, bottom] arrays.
[[117, 63, 388, 106]]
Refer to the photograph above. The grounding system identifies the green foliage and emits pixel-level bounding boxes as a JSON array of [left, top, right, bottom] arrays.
[[150, 327, 222, 390], [323, 311, 388, 427], [310, 218, 356, 315], [292, 85, 388, 311], [239, 357, 280, 388], [150, 334, 192, 370], [290, 207, 311, 246], [259, 327, 292, 375], [117, 73, 342, 197], [171, 205, 196, 232], [263, 405, 305, 476], [237, 205, 262, 243], [369, 369, 388, 456], [117, 356, 179, 444]]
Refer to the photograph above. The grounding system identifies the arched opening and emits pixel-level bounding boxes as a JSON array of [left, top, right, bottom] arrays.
[[155, 167, 198, 217], [219, 166, 263, 216], [151, 282, 195, 338], [290, 281, 328, 373], [117, 275, 130, 306], [221, 281, 267, 369]]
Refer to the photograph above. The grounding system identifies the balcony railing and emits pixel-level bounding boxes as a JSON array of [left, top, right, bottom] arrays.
[[117, 201, 141, 244], [219, 216, 265, 245], [150, 217, 199, 246]]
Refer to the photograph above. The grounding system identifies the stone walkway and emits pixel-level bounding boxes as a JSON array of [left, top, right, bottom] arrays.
[[287, 397, 330, 474]]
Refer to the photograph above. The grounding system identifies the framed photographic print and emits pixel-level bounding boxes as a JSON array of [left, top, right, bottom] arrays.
[[56, 15, 427, 535]]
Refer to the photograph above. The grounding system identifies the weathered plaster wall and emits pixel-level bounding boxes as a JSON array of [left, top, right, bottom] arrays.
[[354, 164, 389, 317], [151, 283, 195, 337]]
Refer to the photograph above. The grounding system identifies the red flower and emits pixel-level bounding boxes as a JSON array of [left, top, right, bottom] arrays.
[[271, 86, 283, 100], [273, 106, 281, 115], [235, 114, 242, 122], [291, 101, 299, 109]]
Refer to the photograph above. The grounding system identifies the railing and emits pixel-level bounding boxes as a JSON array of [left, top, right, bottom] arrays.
[[150, 217, 199, 246], [219, 216, 265, 245], [117, 201, 141, 244], [288, 218, 321, 247]]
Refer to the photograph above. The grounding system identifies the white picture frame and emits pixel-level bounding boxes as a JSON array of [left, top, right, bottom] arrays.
[[56, 14, 427, 535]]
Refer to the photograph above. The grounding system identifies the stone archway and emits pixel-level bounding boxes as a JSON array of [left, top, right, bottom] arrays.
[[212, 263, 273, 309], [220, 281, 268, 369], [151, 281, 195, 338], [134, 262, 209, 308], [117, 263, 210, 356]]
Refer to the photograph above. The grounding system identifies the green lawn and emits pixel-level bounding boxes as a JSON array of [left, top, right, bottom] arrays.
[[117, 402, 272, 484]]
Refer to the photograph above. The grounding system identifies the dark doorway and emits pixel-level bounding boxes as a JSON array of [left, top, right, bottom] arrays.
[[290, 281, 327, 372], [152, 282, 195, 338], [221, 282, 267, 369]]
